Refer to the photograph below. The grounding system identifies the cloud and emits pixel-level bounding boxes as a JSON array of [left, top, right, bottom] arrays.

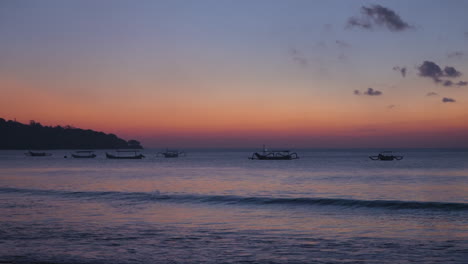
[[364, 88, 382, 96], [441, 80, 468, 87], [447, 51, 464, 59], [418, 61, 443, 82], [465, 32, 468, 38], [335, 40, 351, 48], [338, 53, 348, 62], [392, 66, 407, 77], [443, 80, 453, 87], [443, 66, 461, 78], [442, 97, 456, 103], [426, 92, 438, 96], [417, 61, 464, 84], [347, 5, 411, 32], [387, 104, 396, 109], [289, 48, 308, 68], [347, 17, 372, 29], [354, 88, 383, 96]]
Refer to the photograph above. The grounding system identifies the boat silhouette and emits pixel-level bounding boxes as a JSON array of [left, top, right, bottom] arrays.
[[369, 151, 403, 161], [25, 150, 52, 157], [157, 149, 185, 158], [71, 150, 96, 158], [106, 150, 145, 159], [249, 145, 299, 160]]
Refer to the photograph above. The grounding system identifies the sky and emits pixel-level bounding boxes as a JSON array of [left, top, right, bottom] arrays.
[[1, 0, 468, 148]]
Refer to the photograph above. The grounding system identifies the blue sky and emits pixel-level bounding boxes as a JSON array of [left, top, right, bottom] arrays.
[[1, 0, 468, 147]]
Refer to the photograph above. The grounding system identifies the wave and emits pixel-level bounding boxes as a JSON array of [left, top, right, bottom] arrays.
[[1, 187, 467, 211]]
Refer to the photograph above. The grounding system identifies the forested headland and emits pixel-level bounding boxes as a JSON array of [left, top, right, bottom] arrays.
[[0, 118, 143, 149]]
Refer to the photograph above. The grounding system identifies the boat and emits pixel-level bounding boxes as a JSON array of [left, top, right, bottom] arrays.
[[369, 151, 403, 161], [157, 149, 185, 158], [25, 150, 52, 157], [249, 145, 299, 160], [71, 150, 96, 158], [106, 150, 145, 159]]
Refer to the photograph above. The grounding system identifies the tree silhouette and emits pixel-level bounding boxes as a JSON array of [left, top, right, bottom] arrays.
[[0, 118, 143, 149]]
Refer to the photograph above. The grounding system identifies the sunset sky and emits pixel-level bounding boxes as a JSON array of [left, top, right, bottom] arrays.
[[1, 0, 468, 148]]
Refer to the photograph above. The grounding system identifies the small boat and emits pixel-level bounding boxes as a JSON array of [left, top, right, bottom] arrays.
[[249, 145, 299, 160], [369, 151, 403, 161], [157, 149, 185, 158], [71, 150, 96, 158], [106, 150, 145, 159], [25, 150, 52, 157]]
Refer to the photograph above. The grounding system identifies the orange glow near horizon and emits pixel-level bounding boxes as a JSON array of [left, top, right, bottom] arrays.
[[3, 76, 468, 148], [2, 49, 468, 149]]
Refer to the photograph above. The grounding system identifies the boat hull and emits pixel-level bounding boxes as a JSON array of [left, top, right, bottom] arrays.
[[250, 152, 298, 160], [106, 153, 145, 159], [25, 151, 52, 157], [369, 155, 403, 161], [163, 153, 179, 158], [72, 154, 97, 158]]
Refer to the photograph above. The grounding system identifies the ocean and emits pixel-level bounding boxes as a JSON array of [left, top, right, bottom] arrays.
[[0, 149, 467, 263]]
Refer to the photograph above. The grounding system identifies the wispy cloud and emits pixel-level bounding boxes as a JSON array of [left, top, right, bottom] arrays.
[[392, 66, 407, 77], [347, 5, 411, 32], [447, 51, 464, 59], [443, 80, 454, 87], [442, 97, 456, 103], [354, 88, 383, 96], [289, 48, 308, 68], [387, 104, 396, 109], [426, 92, 438, 96], [335, 40, 351, 48]]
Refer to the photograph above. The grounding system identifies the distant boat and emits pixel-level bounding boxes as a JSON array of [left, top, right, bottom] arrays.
[[25, 150, 52, 157], [249, 145, 299, 160], [71, 150, 96, 158], [157, 149, 185, 158], [369, 151, 403, 161], [106, 150, 145, 159]]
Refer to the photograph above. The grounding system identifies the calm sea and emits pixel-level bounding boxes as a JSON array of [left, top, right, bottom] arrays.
[[1, 149, 467, 263]]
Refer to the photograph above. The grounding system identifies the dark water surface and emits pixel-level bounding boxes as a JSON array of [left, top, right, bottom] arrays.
[[1, 149, 467, 263]]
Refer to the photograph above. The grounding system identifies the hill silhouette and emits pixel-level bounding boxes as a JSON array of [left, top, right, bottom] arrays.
[[0, 118, 143, 149]]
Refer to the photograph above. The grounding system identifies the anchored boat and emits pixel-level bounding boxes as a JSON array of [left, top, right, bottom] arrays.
[[106, 150, 145, 159], [369, 151, 403, 161], [249, 146, 299, 160], [157, 149, 185, 158], [25, 150, 52, 157], [71, 151, 96, 158]]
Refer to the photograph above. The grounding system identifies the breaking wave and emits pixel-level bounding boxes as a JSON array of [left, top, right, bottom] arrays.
[[1, 187, 467, 211]]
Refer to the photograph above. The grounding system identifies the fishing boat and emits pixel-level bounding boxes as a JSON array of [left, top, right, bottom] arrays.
[[106, 150, 145, 159], [25, 150, 52, 157], [249, 145, 299, 160], [157, 149, 185, 158], [369, 151, 403, 161], [71, 150, 96, 158]]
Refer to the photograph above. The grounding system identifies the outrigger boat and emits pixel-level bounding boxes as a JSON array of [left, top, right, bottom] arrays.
[[25, 150, 52, 157], [369, 151, 403, 161], [106, 150, 145, 159], [157, 149, 185, 158], [249, 145, 299, 160], [71, 150, 96, 158]]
